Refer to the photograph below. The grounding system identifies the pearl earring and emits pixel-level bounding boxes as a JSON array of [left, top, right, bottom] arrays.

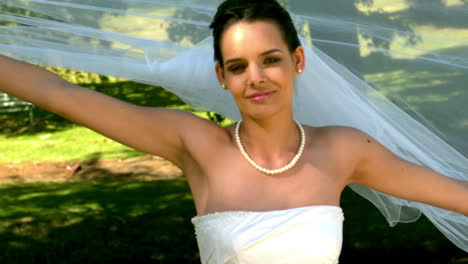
[[222, 84, 226, 89], [297, 68, 302, 73]]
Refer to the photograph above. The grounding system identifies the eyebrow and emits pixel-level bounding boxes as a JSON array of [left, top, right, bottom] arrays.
[[224, 48, 283, 66]]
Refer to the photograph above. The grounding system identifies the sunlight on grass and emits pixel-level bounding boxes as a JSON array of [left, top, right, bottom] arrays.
[[0, 126, 144, 163], [0, 68, 232, 163], [0, 180, 201, 263], [356, 0, 468, 60], [0, 180, 191, 231], [356, 0, 409, 12], [360, 31, 468, 59], [460, 119, 468, 128], [0, 182, 464, 263], [357, 0, 464, 13], [365, 70, 461, 96], [52, 216, 84, 228], [193, 111, 234, 127], [117, 182, 147, 190]]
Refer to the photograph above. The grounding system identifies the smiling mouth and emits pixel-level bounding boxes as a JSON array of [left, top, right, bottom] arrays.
[[247, 91, 275, 102]]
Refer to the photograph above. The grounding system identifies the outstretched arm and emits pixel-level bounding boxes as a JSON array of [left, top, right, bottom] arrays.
[[0, 55, 207, 167], [347, 129, 468, 216]]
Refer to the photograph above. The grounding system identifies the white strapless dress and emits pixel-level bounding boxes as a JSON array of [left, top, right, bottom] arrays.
[[191, 205, 344, 264]]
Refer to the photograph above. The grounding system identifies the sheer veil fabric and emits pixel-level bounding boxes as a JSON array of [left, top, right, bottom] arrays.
[[0, 0, 467, 251]]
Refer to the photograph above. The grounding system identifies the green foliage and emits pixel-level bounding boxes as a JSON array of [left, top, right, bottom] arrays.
[[46, 67, 112, 85]]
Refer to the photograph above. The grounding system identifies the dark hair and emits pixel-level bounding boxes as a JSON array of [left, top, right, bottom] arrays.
[[210, 0, 301, 66]]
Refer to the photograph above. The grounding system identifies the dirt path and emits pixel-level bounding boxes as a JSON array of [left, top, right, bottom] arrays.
[[0, 155, 183, 183]]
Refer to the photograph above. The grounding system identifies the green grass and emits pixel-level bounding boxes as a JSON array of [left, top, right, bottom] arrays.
[[0, 70, 231, 163], [0, 126, 143, 163], [0, 178, 200, 264], [0, 182, 465, 264], [0, 113, 230, 163]]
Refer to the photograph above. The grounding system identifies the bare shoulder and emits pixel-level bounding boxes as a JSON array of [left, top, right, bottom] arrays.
[[163, 109, 229, 144], [131, 108, 228, 169], [310, 125, 372, 147], [318, 125, 377, 162], [179, 111, 230, 142], [306, 125, 374, 183], [174, 111, 232, 163]]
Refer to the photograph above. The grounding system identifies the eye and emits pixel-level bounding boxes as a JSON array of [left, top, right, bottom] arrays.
[[265, 57, 280, 64], [228, 64, 246, 73]]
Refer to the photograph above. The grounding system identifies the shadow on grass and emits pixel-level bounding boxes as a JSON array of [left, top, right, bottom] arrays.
[[0, 181, 466, 264], [340, 188, 467, 264], [0, 179, 199, 264]]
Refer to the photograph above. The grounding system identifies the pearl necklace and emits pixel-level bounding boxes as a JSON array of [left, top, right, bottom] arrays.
[[235, 120, 306, 175]]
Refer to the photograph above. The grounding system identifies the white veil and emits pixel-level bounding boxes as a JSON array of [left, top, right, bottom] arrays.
[[0, 0, 467, 251]]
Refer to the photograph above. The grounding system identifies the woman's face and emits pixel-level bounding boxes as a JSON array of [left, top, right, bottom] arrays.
[[215, 20, 304, 120]]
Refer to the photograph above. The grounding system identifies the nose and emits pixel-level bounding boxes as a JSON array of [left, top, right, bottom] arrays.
[[246, 63, 266, 87]]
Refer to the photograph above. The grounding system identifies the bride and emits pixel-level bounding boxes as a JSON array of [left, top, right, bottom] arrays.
[[0, 0, 467, 263]]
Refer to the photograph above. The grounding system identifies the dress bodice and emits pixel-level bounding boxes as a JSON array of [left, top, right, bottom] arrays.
[[191, 205, 344, 264]]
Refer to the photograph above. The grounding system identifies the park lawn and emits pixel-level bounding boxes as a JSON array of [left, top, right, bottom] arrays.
[[0, 180, 465, 264], [0, 125, 144, 163], [0, 72, 232, 163], [0, 179, 200, 263], [0, 111, 231, 164]]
